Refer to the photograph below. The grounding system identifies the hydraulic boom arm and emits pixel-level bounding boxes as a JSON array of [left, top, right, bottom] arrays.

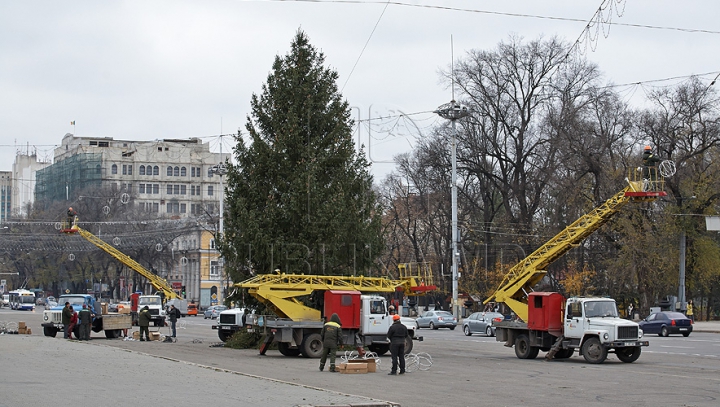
[[485, 183, 663, 322], [239, 273, 419, 321], [73, 227, 180, 300]]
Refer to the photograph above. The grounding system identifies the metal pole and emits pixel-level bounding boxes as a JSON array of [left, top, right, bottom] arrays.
[[434, 100, 467, 320], [678, 230, 686, 311], [451, 120, 459, 319]]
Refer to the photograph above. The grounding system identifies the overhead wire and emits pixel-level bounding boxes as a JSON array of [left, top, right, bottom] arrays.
[[257, 0, 720, 35]]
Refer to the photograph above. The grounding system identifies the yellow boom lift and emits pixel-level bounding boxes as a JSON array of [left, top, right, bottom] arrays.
[[61, 220, 180, 300], [230, 263, 435, 357], [485, 175, 666, 322]]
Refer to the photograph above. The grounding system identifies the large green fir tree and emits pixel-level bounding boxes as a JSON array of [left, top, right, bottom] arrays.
[[223, 31, 383, 280]]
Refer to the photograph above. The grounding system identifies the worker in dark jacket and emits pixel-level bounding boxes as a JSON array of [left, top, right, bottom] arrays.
[[641, 145, 661, 189], [78, 304, 93, 340], [66, 207, 77, 228], [168, 304, 181, 338], [62, 302, 74, 339], [386, 314, 408, 375], [138, 306, 151, 341], [319, 313, 342, 372]]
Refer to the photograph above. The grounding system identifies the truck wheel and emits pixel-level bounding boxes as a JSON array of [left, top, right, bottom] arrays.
[[616, 346, 641, 363], [218, 330, 232, 342], [43, 327, 57, 337], [368, 344, 390, 356], [514, 334, 539, 359], [104, 330, 121, 339], [581, 337, 608, 364], [554, 348, 574, 359], [278, 342, 302, 357], [404, 335, 414, 354], [300, 333, 324, 358]]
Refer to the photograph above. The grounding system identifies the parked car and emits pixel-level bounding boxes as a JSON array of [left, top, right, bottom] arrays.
[[463, 312, 504, 337], [187, 303, 198, 316], [204, 305, 227, 319], [639, 311, 693, 337], [416, 310, 457, 330]]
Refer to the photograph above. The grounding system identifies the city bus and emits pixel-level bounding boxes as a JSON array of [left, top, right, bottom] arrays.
[[9, 289, 36, 311]]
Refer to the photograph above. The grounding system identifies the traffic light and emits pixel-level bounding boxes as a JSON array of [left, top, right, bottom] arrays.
[[182, 286, 186, 297]]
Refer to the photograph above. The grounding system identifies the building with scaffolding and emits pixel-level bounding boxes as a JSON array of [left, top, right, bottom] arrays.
[[36, 133, 230, 217], [33, 133, 231, 305]]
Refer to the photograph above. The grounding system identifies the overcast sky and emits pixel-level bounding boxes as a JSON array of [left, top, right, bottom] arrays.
[[1, 0, 718, 181]]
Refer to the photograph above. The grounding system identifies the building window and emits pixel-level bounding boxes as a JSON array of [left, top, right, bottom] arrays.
[[153, 202, 159, 212], [152, 184, 159, 194], [181, 167, 186, 177], [139, 165, 145, 175], [167, 166, 173, 176], [111, 164, 117, 174], [210, 260, 219, 277], [210, 239, 216, 249], [174, 166, 179, 176], [180, 185, 186, 195], [167, 202, 181, 213], [153, 166, 159, 176], [191, 167, 196, 177], [173, 185, 180, 195], [139, 184, 146, 194], [122, 165, 127, 175], [180, 203, 186, 213], [208, 185, 213, 196], [167, 185, 173, 194]]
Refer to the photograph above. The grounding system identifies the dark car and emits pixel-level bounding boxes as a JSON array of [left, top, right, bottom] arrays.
[[639, 311, 693, 337], [463, 312, 504, 337], [416, 310, 457, 330]]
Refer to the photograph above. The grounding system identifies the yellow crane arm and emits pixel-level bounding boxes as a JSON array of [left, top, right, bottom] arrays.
[[75, 227, 180, 300], [238, 273, 405, 320], [485, 187, 634, 322]]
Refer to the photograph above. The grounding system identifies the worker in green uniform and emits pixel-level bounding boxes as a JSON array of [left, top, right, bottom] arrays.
[[319, 313, 342, 372], [78, 304, 93, 340], [138, 306, 151, 341]]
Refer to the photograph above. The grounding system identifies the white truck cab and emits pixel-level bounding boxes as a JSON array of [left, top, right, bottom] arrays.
[[564, 297, 646, 363], [138, 295, 165, 326]]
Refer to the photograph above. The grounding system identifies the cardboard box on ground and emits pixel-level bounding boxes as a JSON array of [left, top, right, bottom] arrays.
[[338, 359, 377, 374]]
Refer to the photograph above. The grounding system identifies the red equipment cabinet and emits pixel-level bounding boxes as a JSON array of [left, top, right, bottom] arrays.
[[324, 290, 361, 329], [527, 292, 565, 336]]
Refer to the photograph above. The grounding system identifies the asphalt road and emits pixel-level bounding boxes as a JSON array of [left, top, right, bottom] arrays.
[[2, 308, 719, 407]]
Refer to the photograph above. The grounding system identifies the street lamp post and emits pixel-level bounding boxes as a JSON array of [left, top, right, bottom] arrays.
[[434, 100, 468, 320]]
